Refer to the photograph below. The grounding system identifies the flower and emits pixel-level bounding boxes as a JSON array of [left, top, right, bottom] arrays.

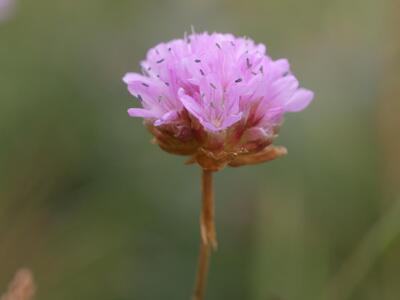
[[123, 32, 313, 170]]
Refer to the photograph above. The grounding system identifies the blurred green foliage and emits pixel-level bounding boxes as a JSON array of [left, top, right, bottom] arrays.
[[1, 0, 399, 299]]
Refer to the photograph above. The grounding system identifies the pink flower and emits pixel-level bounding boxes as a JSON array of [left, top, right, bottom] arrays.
[[123, 32, 313, 170]]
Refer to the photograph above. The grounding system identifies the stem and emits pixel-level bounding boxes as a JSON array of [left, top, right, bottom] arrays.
[[192, 241, 211, 300], [200, 170, 217, 249], [192, 169, 217, 300]]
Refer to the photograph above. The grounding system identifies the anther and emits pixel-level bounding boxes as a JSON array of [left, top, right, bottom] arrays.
[[246, 58, 252, 69]]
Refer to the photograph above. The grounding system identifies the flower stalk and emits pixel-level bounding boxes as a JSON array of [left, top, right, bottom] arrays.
[[193, 169, 216, 300], [200, 169, 217, 249], [192, 235, 211, 300]]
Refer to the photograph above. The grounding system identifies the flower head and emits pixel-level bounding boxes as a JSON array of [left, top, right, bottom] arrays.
[[123, 32, 313, 170]]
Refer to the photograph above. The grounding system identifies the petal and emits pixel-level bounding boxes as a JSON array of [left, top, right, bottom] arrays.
[[274, 59, 290, 76], [285, 89, 314, 112], [221, 113, 242, 129], [123, 72, 174, 114], [154, 111, 180, 126], [257, 105, 284, 127], [123, 73, 157, 88], [127, 108, 157, 118], [178, 88, 204, 119]]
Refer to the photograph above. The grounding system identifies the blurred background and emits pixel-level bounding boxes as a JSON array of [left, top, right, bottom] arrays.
[[1, 0, 399, 299]]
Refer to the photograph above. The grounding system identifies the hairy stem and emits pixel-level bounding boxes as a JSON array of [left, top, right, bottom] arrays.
[[200, 170, 217, 248], [192, 169, 217, 300], [192, 240, 211, 300]]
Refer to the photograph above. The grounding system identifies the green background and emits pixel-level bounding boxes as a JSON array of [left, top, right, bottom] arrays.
[[1, 0, 400, 299]]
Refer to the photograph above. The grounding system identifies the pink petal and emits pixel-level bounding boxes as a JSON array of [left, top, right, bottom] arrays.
[[178, 89, 204, 119], [127, 108, 157, 118], [285, 89, 314, 112], [154, 111, 180, 126], [221, 113, 242, 129]]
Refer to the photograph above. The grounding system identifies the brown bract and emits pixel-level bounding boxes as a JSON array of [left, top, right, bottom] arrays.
[[146, 120, 287, 171]]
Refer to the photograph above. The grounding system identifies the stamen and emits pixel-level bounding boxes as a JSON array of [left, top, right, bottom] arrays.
[[215, 43, 221, 49], [259, 65, 264, 74], [200, 69, 205, 76], [210, 83, 217, 89], [235, 78, 242, 83], [142, 82, 149, 87], [195, 59, 201, 63], [230, 41, 236, 47], [164, 82, 170, 86], [156, 59, 164, 64], [246, 58, 252, 69]]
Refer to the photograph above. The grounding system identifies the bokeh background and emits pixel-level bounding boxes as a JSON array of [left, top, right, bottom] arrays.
[[1, 0, 400, 299]]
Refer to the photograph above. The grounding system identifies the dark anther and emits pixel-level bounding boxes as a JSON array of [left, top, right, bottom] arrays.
[[156, 59, 165, 64], [246, 58, 252, 69], [142, 82, 149, 87], [235, 78, 242, 83], [210, 83, 217, 89], [164, 82, 170, 86], [215, 43, 221, 49], [200, 69, 205, 76], [195, 59, 201, 63]]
